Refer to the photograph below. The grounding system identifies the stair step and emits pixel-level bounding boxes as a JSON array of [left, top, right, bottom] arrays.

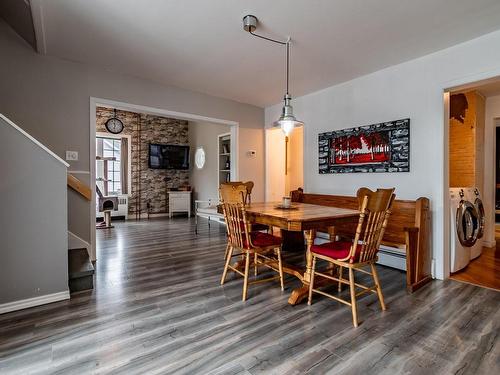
[[68, 248, 94, 293]]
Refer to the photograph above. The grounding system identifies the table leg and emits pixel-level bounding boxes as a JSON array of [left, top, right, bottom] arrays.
[[303, 229, 316, 283], [288, 229, 315, 305]]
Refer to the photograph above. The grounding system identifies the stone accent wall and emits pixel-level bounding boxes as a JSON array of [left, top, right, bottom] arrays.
[[96, 107, 189, 215]]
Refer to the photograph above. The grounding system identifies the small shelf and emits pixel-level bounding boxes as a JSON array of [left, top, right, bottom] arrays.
[[218, 133, 231, 185]]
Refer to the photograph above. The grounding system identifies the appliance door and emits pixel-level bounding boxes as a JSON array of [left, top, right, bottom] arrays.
[[475, 198, 485, 239], [456, 201, 479, 247]]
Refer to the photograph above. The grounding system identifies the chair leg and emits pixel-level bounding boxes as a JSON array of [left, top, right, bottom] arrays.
[[371, 263, 386, 311], [277, 247, 284, 291], [224, 243, 230, 261], [242, 251, 251, 301], [308, 255, 317, 305], [349, 267, 358, 327], [254, 253, 258, 276], [221, 246, 233, 285], [338, 265, 343, 292]]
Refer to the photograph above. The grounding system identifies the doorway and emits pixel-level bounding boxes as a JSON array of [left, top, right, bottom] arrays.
[[265, 126, 304, 202], [446, 78, 500, 290], [89, 98, 239, 261]]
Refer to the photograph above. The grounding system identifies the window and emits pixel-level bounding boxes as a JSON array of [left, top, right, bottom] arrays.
[[96, 137, 121, 195]]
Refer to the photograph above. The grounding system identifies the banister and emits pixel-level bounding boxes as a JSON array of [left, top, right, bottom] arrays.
[[67, 174, 92, 201]]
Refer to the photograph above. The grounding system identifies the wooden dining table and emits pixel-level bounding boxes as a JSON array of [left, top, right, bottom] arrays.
[[245, 202, 360, 305]]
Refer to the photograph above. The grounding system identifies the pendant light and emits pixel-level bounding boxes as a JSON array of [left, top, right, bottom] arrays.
[[243, 15, 303, 137]]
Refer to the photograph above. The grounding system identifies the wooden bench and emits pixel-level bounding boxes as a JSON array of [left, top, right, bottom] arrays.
[[291, 189, 432, 293]]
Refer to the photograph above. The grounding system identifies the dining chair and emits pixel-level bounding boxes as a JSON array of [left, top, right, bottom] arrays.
[[220, 201, 284, 301], [307, 188, 395, 327], [220, 182, 270, 231]]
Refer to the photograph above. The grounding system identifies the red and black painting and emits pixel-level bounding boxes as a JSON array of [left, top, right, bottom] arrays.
[[319, 118, 410, 173]]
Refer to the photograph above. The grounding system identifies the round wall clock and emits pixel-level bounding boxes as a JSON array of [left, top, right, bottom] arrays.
[[195, 147, 206, 169], [105, 109, 124, 134]]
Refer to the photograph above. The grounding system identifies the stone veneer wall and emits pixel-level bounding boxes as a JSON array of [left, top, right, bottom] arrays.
[[96, 107, 189, 215]]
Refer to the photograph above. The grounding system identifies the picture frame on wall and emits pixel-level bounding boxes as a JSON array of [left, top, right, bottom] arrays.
[[318, 118, 410, 174]]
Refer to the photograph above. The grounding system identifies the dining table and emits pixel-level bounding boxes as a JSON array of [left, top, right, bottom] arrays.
[[245, 202, 360, 305]]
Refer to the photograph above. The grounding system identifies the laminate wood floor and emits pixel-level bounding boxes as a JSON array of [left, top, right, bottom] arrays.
[[450, 247, 500, 290], [1, 218, 499, 375]]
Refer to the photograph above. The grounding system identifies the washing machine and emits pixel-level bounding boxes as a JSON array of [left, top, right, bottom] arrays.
[[450, 188, 480, 273], [469, 188, 485, 259]]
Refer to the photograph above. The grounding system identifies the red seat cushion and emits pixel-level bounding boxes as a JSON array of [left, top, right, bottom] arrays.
[[310, 241, 353, 260], [245, 232, 282, 248]]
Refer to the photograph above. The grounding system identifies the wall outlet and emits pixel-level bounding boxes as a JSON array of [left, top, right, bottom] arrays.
[[66, 151, 78, 161]]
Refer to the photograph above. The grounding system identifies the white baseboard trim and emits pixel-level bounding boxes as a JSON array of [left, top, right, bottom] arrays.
[[0, 290, 70, 315]]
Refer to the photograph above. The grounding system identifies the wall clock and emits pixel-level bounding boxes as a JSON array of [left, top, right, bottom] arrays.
[[105, 109, 124, 134], [195, 147, 206, 169]]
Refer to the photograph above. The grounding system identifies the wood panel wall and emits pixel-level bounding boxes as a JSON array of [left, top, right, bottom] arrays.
[[449, 90, 485, 192]]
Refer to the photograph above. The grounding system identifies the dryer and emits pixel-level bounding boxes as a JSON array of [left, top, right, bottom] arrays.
[[450, 188, 480, 273], [470, 188, 485, 260]]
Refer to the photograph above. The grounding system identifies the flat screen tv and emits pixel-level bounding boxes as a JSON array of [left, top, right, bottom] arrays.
[[149, 144, 189, 170]]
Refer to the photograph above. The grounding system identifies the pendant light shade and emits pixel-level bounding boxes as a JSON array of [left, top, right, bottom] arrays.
[[273, 94, 304, 136]]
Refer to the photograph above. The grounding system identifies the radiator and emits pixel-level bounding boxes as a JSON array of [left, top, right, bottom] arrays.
[[96, 194, 129, 219]]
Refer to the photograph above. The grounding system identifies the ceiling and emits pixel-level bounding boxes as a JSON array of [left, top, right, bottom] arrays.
[[21, 1, 500, 107]]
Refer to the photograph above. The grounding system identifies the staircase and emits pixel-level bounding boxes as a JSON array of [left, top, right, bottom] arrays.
[[67, 179, 95, 293], [68, 248, 95, 293], [1, 113, 97, 314]]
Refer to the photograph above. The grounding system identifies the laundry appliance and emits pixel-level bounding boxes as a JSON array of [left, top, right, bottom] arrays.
[[469, 188, 485, 259], [450, 188, 480, 273]]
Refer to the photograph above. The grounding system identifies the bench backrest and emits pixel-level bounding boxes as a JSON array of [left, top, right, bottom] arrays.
[[291, 190, 428, 247]]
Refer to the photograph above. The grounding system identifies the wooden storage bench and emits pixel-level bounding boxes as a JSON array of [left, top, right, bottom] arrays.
[[291, 189, 432, 292]]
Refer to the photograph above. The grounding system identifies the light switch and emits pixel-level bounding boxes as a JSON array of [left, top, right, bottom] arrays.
[[66, 151, 79, 161]]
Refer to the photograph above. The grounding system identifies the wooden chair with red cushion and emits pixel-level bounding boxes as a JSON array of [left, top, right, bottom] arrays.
[[308, 188, 395, 327], [220, 200, 284, 301], [219, 181, 269, 232]]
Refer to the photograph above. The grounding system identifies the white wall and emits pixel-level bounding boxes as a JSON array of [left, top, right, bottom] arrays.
[[189, 121, 231, 202], [484, 94, 500, 246], [0, 20, 265, 246], [266, 29, 500, 280]]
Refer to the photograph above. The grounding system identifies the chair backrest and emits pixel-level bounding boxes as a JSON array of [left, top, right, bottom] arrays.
[[349, 188, 396, 263], [220, 201, 251, 249], [219, 181, 254, 205]]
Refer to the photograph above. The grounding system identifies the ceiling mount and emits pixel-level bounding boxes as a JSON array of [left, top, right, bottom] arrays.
[[242, 15, 258, 32]]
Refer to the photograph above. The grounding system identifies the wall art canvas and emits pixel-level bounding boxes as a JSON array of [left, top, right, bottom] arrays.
[[318, 118, 410, 173]]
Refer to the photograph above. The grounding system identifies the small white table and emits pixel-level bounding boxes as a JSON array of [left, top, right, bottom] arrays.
[[167, 190, 191, 218]]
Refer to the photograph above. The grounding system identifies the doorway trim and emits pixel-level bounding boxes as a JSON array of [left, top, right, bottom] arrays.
[[89, 97, 240, 261], [441, 68, 500, 280]]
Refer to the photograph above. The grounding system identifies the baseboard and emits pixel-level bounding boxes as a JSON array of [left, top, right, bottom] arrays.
[[0, 290, 70, 315]]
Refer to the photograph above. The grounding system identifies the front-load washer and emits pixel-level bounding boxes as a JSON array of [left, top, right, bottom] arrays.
[[470, 188, 485, 259], [450, 188, 479, 272]]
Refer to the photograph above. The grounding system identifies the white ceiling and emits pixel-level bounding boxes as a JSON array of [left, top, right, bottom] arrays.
[[35, 0, 500, 107]]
